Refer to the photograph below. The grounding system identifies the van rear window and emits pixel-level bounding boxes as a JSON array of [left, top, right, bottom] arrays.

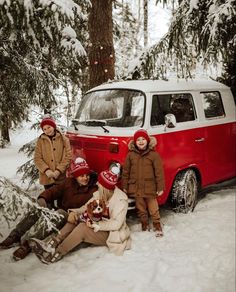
[[151, 93, 196, 125], [201, 91, 225, 119]]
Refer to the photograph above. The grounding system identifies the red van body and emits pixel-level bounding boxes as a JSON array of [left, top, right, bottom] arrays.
[[66, 79, 236, 212]]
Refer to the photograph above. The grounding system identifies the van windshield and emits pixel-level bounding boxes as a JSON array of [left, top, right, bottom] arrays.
[[75, 89, 145, 127]]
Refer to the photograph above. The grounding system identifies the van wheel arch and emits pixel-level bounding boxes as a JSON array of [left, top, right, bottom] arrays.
[[171, 169, 200, 213]]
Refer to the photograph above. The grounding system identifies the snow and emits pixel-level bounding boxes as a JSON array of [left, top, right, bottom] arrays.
[[0, 125, 235, 292]]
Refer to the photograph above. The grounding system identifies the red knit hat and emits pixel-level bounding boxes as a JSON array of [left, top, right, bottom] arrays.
[[98, 166, 119, 190], [134, 129, 150, 143], [40, 117, 56, 129], [71, 157, 90, 178]]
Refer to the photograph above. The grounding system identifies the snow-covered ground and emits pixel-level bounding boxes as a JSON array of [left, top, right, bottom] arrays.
[[0, 125, 235, 292]]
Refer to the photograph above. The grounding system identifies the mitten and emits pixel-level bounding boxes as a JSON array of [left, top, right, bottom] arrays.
[[91, 223, 100, 232], [45, 169, 54, 178], [157, 190, 164, 197], [53, 170, 61, 179], [37, 198, 47, 208]]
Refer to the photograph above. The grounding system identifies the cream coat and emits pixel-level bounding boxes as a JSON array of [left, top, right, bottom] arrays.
[[72, 187, 131, 256], [34, 130, 72, 186]]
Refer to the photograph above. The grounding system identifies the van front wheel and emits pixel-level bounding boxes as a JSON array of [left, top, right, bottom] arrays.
[[171, 169, 198, 213]]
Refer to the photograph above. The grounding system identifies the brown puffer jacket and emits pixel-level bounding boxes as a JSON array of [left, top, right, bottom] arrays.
[[38, 172, 98, 211], [122, 136, 165, 198], [34, 130, 72, 186]]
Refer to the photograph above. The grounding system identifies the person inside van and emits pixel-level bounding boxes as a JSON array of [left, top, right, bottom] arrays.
[[170, 98, 195, 122], [122, 129, 165, 237]]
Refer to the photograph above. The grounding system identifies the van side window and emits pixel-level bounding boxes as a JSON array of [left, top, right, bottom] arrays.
[[201, 91, 225, 118], [151, 93, 196, 125]]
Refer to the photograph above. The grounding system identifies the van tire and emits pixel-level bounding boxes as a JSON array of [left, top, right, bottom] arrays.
[[171, 169, 198, 213]]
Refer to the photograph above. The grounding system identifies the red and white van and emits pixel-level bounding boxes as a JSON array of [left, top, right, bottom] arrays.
[[66, 79, 236, 212]]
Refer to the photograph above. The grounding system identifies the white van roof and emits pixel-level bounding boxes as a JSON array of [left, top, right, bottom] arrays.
[[87, 79, 229, 93]]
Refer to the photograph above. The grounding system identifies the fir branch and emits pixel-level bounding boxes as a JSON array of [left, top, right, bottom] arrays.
[[0, 176, 63, 233]]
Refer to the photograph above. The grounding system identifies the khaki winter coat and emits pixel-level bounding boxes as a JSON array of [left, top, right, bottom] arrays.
[[122, 136, 165, 198], [72, 187, 131, 256], [34, 130, 72, 186]]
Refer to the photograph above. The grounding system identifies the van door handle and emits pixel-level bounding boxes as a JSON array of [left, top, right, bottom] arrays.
[[195, 138, 205, 142]]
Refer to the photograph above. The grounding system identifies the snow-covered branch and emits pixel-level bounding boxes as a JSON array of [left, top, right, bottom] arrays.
[[0, 176, 63, 235]]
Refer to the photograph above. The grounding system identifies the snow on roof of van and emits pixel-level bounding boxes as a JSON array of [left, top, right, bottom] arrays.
[[87, 79, 228, 93]]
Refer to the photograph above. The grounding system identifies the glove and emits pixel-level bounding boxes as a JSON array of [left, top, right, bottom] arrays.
[[157, 190, 164, 197], [53, 170, 61, 179], [45, 169, 54, 178], [91, 223, 100, 233], [67, 212, 78, 225], [37, 198, 47, 208]]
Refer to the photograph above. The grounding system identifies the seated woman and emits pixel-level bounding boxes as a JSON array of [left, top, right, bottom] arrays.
[[29, 166, 131, 264]]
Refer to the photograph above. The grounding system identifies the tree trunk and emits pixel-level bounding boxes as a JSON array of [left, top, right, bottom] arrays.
[[143, 0, 148, 47], [1, 114, 10, 143], [88, 0, 115, 89]]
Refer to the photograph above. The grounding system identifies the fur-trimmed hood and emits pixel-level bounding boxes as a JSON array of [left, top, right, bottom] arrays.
[[128, 136, 157, 152]]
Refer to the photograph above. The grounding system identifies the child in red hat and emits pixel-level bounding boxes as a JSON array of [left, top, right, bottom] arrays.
[[122, 129, 165, 237], [34, 115, 72, 189]]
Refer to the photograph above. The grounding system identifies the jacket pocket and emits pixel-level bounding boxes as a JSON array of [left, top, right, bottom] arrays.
[[128, 179, 136, 193], [144, 178, 156, 193]]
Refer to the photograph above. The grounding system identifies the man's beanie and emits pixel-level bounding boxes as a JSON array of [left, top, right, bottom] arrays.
[[40, 117, 56, 129], [98, 166, 120, 190], [134, 129, 150, 143], [71, 157, 90, 178]]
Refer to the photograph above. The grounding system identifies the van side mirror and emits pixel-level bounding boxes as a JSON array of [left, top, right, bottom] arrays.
[[165, 114, 177, 128]]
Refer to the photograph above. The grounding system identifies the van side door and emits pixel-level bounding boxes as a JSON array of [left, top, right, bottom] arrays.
[[150, 93, 205, 196]]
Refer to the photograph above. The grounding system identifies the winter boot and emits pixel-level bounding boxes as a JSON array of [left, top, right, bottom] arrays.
[[153, 222, 163, 237], [41, 250, 63, 264], [12, 242, 31, 261], [29, 236, 61, 262], [141, 220, 150, 231], [0, 231, 21, 249]]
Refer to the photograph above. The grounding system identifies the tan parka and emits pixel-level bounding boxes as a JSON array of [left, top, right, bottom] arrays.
[[34, 129, 72, 186], [122, 136, 165, 198]]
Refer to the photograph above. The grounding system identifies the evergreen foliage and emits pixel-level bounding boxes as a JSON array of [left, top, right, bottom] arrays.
[[0, 176, 62, 236], [113, 1, 143, 77], [17, 138, 38, 189], [128, 0, 236, 86], [0, 0, 88, 141]]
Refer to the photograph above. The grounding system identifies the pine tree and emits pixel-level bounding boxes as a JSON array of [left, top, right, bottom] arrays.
[[113, 1, 142, 77], [0, 0, 88, 144], [128, 0, 236, 87]]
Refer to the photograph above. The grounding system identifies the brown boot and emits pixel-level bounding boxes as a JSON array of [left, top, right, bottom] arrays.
[[0, 232, 20, 249], [153, 222, 163, 237], [12, 242, 31, 261], [141, 221, 150, 231]]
